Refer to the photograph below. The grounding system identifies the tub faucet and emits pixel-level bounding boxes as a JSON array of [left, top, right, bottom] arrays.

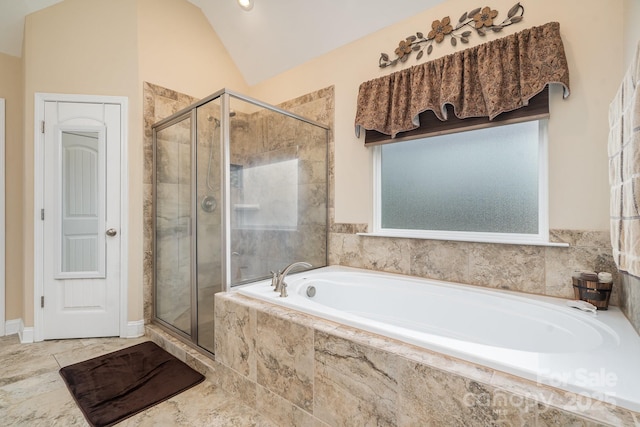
[[275, 262, 312, 297]]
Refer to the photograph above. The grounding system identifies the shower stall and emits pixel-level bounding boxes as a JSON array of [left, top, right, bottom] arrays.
[[152, 89, 329, 354]]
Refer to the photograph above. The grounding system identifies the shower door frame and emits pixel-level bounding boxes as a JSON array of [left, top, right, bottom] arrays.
[[152, 88, 330, 352], [152, 110, 200, 343]]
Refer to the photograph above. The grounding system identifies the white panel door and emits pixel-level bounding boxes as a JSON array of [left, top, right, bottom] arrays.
[[42, 101, 121, 339]]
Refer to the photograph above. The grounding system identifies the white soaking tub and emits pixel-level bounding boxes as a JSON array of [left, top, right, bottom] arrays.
[[237, 265, 640, 412]]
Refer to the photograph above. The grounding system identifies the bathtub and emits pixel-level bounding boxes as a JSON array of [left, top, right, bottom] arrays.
[[237, 265, 640, 412]]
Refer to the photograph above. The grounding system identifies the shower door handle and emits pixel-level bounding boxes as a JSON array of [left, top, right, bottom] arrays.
[[106, 228, 118, 237]]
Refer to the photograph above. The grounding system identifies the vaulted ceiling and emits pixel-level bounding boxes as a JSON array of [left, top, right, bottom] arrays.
[[0, 0, 445, 85]]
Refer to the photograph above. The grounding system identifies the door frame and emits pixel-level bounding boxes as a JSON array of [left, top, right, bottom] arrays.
[[0, 99, 5, 336], [33, 93, 129, 342]]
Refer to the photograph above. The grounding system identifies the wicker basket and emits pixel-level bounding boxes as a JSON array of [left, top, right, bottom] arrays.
[[572, 277, 613, 310]]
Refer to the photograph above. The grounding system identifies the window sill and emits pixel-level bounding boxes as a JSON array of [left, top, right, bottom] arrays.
[[356, 231, 570, 247]]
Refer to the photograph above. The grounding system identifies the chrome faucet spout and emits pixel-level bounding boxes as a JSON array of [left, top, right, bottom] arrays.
[[275, 262, 312, 297]]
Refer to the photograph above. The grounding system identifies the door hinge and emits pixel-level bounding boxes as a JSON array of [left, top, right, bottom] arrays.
[[41, 121, 45, 134], [41, 296, 44, 308], [41, 209, 44, 220]]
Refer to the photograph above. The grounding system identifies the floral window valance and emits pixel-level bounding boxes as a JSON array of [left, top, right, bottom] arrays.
[[355, 22, 570, 140]]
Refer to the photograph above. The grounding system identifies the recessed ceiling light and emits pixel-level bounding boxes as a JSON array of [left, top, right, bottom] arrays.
[[237, 0, 254, 11]]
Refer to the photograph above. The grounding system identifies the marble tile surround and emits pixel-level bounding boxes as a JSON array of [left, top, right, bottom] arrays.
[[330, 228, 622, 306], [211, 293, 640, 426], [328, 225, 640, 335], [620, 273, 640, 335]]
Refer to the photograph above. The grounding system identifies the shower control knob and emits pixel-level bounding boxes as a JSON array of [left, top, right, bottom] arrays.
[[106, 228, 118, 237], [201, 195, 217, 213]]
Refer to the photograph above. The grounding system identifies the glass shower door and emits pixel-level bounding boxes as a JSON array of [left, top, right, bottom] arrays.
[[154, 113, 193, 336]]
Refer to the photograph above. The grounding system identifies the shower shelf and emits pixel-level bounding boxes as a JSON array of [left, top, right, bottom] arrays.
[[233, 204, 260, 211]]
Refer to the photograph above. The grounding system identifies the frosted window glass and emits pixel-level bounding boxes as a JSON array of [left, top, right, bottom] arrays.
[[380, 121, 540, 234]]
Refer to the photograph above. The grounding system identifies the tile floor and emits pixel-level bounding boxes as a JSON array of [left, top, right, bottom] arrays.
[[0, 334, 277, 426]]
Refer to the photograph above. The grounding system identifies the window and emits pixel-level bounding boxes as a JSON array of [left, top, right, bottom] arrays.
[[372, 120, 549, 245]]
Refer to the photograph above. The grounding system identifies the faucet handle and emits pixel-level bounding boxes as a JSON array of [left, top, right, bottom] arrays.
[[279, 281, 288, 298], [270, 270, 280, 288]]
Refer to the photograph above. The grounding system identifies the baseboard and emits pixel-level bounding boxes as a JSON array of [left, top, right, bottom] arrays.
[[20, 326, 34, 343], [123, 320, 145, 338], [6, 319, 143, 341], [5, 318, 21, 336], [5, 319, 34, 343]]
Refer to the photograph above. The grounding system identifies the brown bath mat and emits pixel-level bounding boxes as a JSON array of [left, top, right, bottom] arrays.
[[59, 341, 204, 427]]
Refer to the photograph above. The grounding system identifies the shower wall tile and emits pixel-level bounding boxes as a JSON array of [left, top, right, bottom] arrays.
[[230, 113, 264, 159], [142, 183, 153, 253], [213, 296, 257, 381], [143, 250, 153, 323], [228, 87, 332, 280], [278, 85, 334, 128], [295, 225, 328, 268], [143, 142, 154, 185], [314, 330, 398, 427], [156, 134, 191, 184], [255, 311, 314, 412], [329, 228, 619, 305], [280, 86, 334, 213], [265, 113, 297, 151], [298, 159, 326, 185], [288, 98, 332, 128], [298, 183, 327, 225], [155, 183, 191, 225]]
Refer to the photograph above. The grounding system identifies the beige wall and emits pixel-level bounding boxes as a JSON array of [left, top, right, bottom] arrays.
[[23, 0, 140, 326], [250, 0, 624, 231], [0, 52, 24, 320], [18, 0, 248, 327], [137, 0, 248, 100], [135, 0, 247, 321], [624, 0, 640, 68]]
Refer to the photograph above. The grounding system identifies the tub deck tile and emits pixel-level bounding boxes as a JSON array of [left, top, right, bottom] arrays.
[[256, 311, 315, 412], [314, 330, 398, 426], [398, 359, 537, 427], [214, 296, 257, 381]]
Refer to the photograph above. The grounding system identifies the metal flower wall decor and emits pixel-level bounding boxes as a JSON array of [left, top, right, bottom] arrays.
[[379, 3, 524, 68]]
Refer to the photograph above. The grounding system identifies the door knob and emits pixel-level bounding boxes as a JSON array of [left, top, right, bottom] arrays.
[[106, 228, 118, 237]]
